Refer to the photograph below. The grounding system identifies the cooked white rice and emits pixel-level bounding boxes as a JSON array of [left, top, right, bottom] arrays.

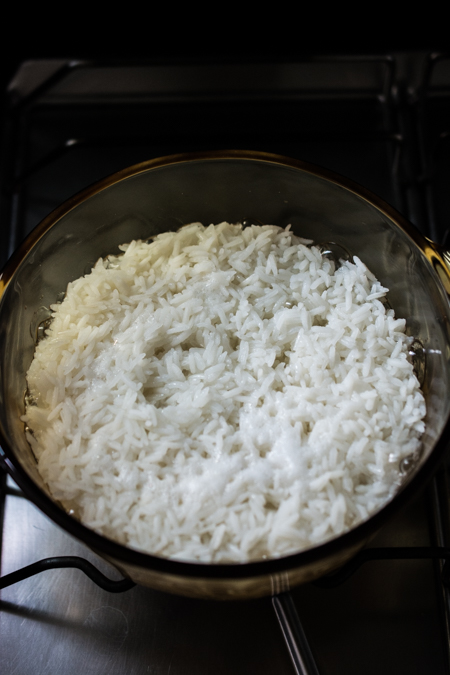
[[23, 221, 426, 562]]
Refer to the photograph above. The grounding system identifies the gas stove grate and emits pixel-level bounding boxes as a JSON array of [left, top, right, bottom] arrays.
[[2, 53, 450, 675]]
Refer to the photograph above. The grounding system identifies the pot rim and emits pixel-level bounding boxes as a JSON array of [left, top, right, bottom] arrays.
[[1, 149, 450, 581]]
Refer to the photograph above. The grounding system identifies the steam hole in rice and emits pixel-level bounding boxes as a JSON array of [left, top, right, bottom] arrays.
[[22, 222, 426, 562]]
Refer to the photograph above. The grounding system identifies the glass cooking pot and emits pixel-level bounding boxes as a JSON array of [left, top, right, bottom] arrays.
[[1, 150, 449, 600]]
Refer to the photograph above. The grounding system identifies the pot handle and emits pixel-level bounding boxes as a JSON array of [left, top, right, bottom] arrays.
[[272, 592, 321, 675]]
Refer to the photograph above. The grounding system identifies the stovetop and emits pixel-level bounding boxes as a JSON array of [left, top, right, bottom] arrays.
[[1, 53, 450, 675]]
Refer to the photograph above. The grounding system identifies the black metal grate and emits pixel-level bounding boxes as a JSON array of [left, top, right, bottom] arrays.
[[1, 54, 450, 675]]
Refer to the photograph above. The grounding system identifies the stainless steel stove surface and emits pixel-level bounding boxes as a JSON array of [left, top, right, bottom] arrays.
[[1, 54, 450, 675]]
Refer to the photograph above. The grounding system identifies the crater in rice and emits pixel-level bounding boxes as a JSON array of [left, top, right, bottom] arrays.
[[23, 222, 426, 562]]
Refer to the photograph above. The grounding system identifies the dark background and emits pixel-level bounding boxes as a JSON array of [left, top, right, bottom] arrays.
[[1, 18, 445, 102]]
